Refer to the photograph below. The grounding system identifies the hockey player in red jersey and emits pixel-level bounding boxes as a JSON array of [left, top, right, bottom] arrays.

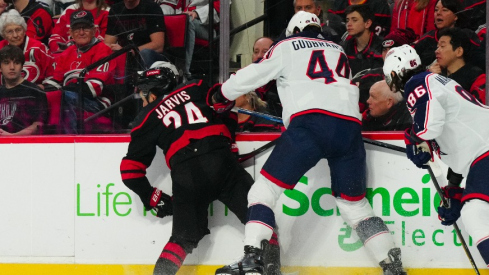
[[384, 44, 489, 268], [120, 64, 281, 275], [211, 11, 406, 275]]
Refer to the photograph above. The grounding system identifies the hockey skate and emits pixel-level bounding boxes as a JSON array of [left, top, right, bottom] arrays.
[[261, 240, 282, 275], [379, 248, 407, 275], [215, 245, 264, 275]]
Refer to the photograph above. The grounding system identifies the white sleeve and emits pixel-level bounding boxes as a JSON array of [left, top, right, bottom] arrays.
[[221, 44, 286, 101]]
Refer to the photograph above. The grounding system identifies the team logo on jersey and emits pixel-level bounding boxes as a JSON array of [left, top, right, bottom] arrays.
[[382, 40, 395, 48], [127, 33, 134, 41], [74, 11, 88, 18], [22, 62, 41, 83]]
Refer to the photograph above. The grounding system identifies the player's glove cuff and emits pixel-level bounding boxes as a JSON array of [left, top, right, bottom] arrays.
[[438, 186, 464, 226]]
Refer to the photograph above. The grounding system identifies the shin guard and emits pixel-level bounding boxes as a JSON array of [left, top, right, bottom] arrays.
[[153, 242, 188, 275], [356, 217, 395, 263]]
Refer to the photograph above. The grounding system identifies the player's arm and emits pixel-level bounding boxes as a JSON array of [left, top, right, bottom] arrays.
[[221, 43, 286, 101], [139, 31, 165, 53], [120, 123, 172, 217], [405, 77, 446, 141]]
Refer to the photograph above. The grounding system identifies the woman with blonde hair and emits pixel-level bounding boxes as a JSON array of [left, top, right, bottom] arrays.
[[235, 91, 282, 132], [48, 0, 109, 53]]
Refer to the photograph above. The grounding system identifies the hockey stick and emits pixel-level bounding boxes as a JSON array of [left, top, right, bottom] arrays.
[[420, 147, 481, 275], [231, 107, 284, 124], [238, 138, 278, 163]]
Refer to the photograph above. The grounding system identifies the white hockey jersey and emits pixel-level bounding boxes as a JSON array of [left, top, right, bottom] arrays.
[[405, 71, 489, 176], [221, 32, 361, 127]]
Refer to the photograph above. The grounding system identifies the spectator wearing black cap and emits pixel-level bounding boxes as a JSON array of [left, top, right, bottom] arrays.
[[43, 10, 116, 133], [353, 27, 417, 112]]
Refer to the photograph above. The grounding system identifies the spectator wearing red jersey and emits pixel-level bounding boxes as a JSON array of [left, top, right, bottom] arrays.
[[49, 0, 109, 54], [43, 10, 116, 133], [7, 0, 53, 44], [391, 0, 437, 39], [0, 9, 53, 84]]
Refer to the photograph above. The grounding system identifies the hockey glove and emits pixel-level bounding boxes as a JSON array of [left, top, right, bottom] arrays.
[[438, 186, 464, 226], [207, 83, 235, 113], [148, 188, 173, 218], [404, 129, 431, 169]]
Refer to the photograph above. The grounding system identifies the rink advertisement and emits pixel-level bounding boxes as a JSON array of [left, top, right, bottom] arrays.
[[0, 133, 486, 274]]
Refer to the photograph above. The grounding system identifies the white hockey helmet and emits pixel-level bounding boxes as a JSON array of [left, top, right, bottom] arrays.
[[383, 44, 421, 91], [286, 11, 321, 37]]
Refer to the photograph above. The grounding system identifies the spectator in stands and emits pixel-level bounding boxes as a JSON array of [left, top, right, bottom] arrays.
[[43, 10, 115, 133], [328, 0, 391, 37], [0, 10, 53, 85], [429, 27, 486, 103], [0, 0, 7, 15], [0, 45, 47, 135], [7, 0, 53, 44], [179, 0, 220, 81], [460, 0, 486, 31], [275, 0, 343, 43], [342, 5, 383, 77], [49, 0, 109, 54], [354, 27, 417, 112], [159, 0, 178, 14], [252, 36, 273, 63], [391, 0, 437, 39], [250, 36, 282, 117], [414, 0, 485, 70], [104, 0, 166, 69], [235, 91, 282, 133], [362, 80, 412, 131]]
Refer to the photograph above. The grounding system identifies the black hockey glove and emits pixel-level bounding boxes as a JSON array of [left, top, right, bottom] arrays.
[[438, 186, 464, 226], [147, 188, 173, 218], [207, 83, 235, 113]]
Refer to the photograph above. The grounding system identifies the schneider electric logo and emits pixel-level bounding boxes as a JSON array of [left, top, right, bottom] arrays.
[[76, 174, 475, 250]]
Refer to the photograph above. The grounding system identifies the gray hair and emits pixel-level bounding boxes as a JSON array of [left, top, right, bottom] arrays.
[[0, 10, 27, 38], [372, 80, 404, 104]]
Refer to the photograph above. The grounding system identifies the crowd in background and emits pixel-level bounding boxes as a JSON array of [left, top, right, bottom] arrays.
[[0, 0, 485, 135]]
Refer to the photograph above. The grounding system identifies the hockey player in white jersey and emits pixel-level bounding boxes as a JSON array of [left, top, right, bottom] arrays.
[[384, 44, 489, 267], [209, 11, 407, 275]]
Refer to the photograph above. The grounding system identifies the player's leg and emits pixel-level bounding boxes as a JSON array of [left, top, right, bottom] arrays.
[[328, 119, 406, 275], [154, 156, 213, 275], [217, 151, 282, 275], [460, 156, 489, 266], [216, 118, 324, 275]]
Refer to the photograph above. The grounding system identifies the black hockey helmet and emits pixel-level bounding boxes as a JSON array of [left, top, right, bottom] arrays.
[[137, 61, 179, 98]]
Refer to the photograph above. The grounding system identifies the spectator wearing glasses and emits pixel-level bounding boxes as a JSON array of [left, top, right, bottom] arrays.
[[43, 10, 116, 133], [0, 9, 53, 85], [49, 0, 109, 54], [6, 0, 54, 44]]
